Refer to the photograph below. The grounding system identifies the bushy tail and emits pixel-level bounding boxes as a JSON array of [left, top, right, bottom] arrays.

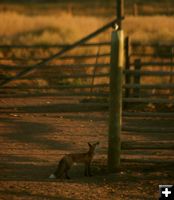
[[49, 158, 66, 179], [49, 174, 56, 179]]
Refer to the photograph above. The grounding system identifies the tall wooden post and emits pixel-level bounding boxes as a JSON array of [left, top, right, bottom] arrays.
[[108, 0, 124, 172], [125, 36, 131, 99]]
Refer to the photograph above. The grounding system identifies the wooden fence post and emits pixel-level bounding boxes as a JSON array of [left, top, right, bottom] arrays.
[[134, 59, 141, 97], [90, 46, 101, 93], [133, 3, 138, 16], [125, 36, 131, 99], [108, 29, 124, 172]]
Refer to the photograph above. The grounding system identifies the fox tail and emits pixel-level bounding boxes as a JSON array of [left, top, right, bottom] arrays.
[[49, 158, 66, 179]]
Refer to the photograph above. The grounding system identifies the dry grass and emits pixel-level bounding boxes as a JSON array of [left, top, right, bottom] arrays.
[[0, 11, 174, 45], [0, 11, 173, 89], [124, 16, 174, 44], [0, 11, 105, 45]]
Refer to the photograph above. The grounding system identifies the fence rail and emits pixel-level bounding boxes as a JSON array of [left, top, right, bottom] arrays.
[[0, 42, 111, 49], [130, 62, 174, 67], [0, 36, 174, 107], [0, 19, 119, 87], [0, 53, 111, 61]]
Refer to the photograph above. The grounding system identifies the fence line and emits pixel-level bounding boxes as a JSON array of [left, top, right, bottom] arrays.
[[0, 42, 111, 49], [0, 18, 119, 87], [130, 62, 174, 67], [0, 36, 174, 106], [2, 82, 174, 90], [124, 70, 174, 76], [124, 83, 174, 89], [123, 98, 174, 104], [123, 112, 174, 117], [0, 53, 111, 61], [19, 73, 109, 80], [0, 63, 110, 70], [1, 83, 109, 90]]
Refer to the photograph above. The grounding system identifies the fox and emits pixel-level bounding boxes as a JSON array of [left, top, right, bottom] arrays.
[[49, 142, 99, 179]]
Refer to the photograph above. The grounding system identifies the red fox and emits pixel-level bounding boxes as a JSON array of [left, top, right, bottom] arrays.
[[49, 142, 99, 179]]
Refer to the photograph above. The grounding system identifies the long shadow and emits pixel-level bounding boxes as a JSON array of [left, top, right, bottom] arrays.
[[0, 190, 77, 200], [1, 157, 173, 184], [60, 113, 174, 141], [0, 117, 73, 150], [0, 103, 108, 113], [123, 117, 174, 141], [0, 159, 56, 181]]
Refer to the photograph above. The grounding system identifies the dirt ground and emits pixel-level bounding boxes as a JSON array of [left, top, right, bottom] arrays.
[[0, 96, 173, 200]]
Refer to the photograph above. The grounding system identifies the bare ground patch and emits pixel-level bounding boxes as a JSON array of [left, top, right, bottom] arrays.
[[0, 96, 173, 200]]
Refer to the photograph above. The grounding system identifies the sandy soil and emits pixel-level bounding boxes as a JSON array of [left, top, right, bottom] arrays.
[[0, 96, 173, 200]]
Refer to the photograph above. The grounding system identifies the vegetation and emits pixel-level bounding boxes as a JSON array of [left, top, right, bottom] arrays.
[[0, 0, 174, 16], [0, 11, 173, 45], [0, 4, 173, 90]]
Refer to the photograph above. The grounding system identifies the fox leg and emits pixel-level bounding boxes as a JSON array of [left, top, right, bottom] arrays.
[[87, 162, 93, 176], [65, 170, 71, 179], [54, 159, 65, 179], [64, 165, 71, 179], [64, 163, 72, 179], [84, 164, 88, 176], [84, 162, 92, 177]]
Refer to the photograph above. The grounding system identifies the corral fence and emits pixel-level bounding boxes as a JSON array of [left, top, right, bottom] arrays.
[[0, 37, 174, 114], [0, 19, 174, 155]]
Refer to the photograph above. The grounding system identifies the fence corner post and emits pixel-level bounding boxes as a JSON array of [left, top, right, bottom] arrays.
[[108, 29, 124, 173]]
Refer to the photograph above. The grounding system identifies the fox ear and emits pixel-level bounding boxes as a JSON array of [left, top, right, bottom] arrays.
[[88, 142, 92, 147]]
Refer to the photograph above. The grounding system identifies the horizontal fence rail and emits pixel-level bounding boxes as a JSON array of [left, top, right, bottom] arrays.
[[0, 63, 110, 70], [124, 83, 174, 89], [0, 53, 111, 61], [124, 70, 174, 76], [0, 36, 174, 107], [130, 62, 174, 67], [0, 42, 111, 49]]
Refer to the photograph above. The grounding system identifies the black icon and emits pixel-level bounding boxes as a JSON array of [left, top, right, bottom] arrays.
[[159, 185, 174, 200]]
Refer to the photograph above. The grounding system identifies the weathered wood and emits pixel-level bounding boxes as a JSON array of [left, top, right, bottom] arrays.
[[0, 63, 110, 70], [131, 43, 174, 48], [108, 30, 124, 172], [123, 98, 174, 104], [129, 62, 174, 67], [122, 159, 174, 164], [91, 46, 101, 93], [133, 59, 141, 97], [131, 53, 173, 58], [123, 112, 174, 118], [122, 142, 174, 150], [0, 90, 109, 97], [1, 83, 109, 90], [0, 42, 110, 49], [0, 103, 108, 113], [124, 36, 131, 98], [123, 126, 174, 133], [124, 83, 174, 89], [0, 53, 110, 61], [117, 0, 124, 30], [124, 70, 174, 76], [9, 73, 109, 80]]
